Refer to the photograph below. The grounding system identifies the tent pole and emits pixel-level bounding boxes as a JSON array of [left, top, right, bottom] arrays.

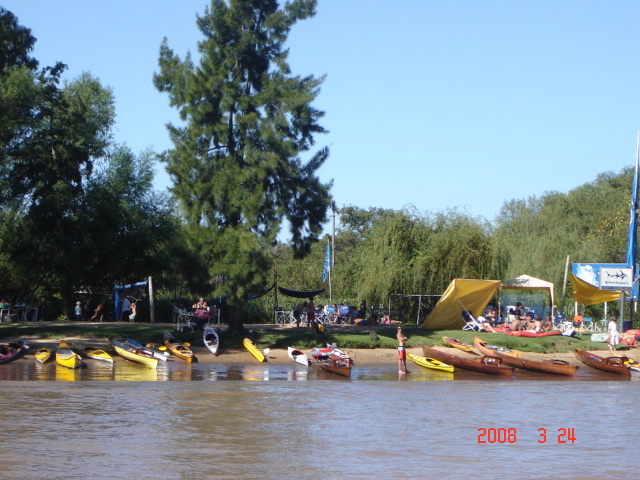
[[560, 255, 570, 315]]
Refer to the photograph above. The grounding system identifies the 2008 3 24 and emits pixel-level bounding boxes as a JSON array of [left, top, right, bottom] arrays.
[[477, 428, 576, 444]]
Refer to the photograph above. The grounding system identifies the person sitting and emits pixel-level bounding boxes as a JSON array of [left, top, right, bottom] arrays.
[[325, 303, 338, 323], [532, 315, 544, 333], [196, 298, 208, 310], [543, 315, 553, 331], [508, 315, 521, 332], [171, 300, 180, 322], [381, 314, 401, 324], [484, 308, 498, 326], [521, 312, 535, 331], [357, 300, 367, 319], [573, 313, 584, 328], [477, 316, 496, 333], [338, 304, 351, 323]]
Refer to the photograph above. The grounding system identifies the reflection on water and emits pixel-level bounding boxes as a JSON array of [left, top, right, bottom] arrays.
[[0, 381, 638, 479], [0, 356, 636, 382]]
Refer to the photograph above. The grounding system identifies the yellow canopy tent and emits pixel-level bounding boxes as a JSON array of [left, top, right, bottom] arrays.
[[420, 279, 501, 330], [570, 272, 622, 305]]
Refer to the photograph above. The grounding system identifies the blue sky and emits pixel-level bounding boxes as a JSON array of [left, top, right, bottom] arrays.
[[4, 0, 640, 232]]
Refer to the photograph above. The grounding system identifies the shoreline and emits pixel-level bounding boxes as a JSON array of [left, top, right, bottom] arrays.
[[12, 336, 640, 369], [4, 322, 639, 369]]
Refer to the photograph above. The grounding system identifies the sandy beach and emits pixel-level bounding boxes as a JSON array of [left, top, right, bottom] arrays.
[[15, 335, 640, 369], [5, 319, 640, 370], [189, 345, 640, 369]]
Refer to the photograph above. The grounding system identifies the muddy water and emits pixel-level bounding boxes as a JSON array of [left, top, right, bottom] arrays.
[[0, 359, 637, 479]]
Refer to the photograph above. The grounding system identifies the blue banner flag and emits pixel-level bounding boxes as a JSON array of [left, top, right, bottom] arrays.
[[626, 133, 639, 285], [323, 240, 331, 283]]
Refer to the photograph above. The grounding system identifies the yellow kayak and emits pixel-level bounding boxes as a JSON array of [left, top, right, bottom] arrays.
[[407, 352, 454, 373], [243, 338, 267, 362], [56, 340, 82, 369], [71, 343, 113, 363], [110, 338, 158, 368], [163, 330, 194, 362], [35, 347, 51, 364], [442, 336, 475, 353]]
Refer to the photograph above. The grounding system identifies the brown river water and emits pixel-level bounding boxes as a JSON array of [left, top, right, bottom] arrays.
[[0, 359, 638, 479]]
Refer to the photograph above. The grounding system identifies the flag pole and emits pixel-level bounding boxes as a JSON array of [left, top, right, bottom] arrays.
[[627, 132, 640, 330]]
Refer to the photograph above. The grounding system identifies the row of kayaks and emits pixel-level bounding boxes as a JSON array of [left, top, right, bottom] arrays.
[[243, 339, 354, 377], [18, 327, 222, 370], [7, 330, 637, 377], [433, 335, 640, 377]]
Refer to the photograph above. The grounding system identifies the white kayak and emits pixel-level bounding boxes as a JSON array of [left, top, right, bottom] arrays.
[[287, 347, 311, 367]]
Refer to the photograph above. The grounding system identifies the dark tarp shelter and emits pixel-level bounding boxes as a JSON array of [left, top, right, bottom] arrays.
[[277, 287, 324, 299]]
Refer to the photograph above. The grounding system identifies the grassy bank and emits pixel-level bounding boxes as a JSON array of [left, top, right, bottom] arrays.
[[0, 321, 616, 354]]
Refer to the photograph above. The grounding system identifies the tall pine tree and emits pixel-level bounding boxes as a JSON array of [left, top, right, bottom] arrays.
[[154, 0, 331, 333]]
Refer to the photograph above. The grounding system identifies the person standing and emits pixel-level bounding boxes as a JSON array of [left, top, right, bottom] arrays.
[[608, 317, 620, 351], [293, 301, 306, 328], [306, 297, 316, 330], [75, 302, 83, 322], [129, 302, 137, 323], [397, 326, 409, 374], [121, 296, 131, 321]]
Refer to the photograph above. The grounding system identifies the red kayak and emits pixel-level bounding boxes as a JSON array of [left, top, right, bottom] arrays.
[[507, 330, 561, 337], [0, 339, 29, 364]]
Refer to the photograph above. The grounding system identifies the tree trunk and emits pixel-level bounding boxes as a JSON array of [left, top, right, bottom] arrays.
[[227, 300, 246, 337]]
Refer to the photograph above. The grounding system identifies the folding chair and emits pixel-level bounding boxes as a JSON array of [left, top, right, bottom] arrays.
[[582, 317, 594, 331], [462, 310, 484, 331], [176, 314, 196, 332]]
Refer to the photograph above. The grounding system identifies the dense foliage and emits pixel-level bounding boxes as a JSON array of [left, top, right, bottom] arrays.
[[0, 8, 176, 318], [0, 5, 636, 325], [153, 0, 331, 333]]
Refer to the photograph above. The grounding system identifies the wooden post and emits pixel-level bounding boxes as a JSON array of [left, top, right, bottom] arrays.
[[148, 276, 155, 323]]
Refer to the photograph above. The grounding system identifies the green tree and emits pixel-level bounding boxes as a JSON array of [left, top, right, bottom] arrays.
[[492, 167, 634, 310], [0, 69, 116, 313], [154, 0, 331, 334], [0, 7, 38, 72]]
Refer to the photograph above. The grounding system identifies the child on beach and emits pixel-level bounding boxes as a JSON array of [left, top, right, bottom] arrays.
[[129, 302, 137, 323], [608, 317, 619, 351]]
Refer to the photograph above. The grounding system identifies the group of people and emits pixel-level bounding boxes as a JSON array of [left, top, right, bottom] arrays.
[[1, 296, 41, 322], [292, 297, 321, 331], [171, 298, 217, 331], [468, 302, 554, 333], [292, 299, 379, 329], [73, 297, 136, 322], [504, 304, 553, 333]]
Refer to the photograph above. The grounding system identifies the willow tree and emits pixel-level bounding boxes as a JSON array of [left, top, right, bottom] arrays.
[[154, 0, 331, 334]]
